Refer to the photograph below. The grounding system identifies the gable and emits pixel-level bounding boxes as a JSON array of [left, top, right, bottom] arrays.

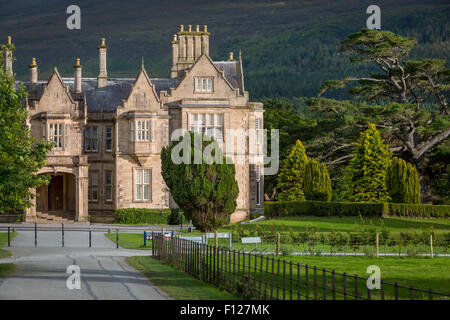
[[122, 69, 161, 112], [169, 55, 237, 101], [37, 69, 75, 113]]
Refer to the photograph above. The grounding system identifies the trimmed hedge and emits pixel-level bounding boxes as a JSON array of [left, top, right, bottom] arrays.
[[115, 208, 189, 225], [264, 201, 450, 218], [115, 208, 170, 224], [388, 203, 450, 218]]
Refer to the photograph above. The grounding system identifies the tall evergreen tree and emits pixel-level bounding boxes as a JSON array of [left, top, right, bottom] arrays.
[[277, 139, 308, 201], [0, 44, 53, 214], [161, 132, 239, 232], [386, 157, 421, 204], [346, 123, 392, 203], [303, 158, 332, 201]]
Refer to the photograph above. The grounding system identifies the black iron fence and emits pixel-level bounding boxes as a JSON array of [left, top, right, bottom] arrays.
[[0, 223, 120, 248], [152, 233, 450, 300]]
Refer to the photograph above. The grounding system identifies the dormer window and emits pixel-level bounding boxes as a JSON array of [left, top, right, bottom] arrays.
[[195, 77, 213, 93]]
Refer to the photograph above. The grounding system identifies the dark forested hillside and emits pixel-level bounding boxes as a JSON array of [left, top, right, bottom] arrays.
[[0, 0, 448, 100]]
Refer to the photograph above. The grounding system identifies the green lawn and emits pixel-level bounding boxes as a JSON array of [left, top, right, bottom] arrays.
[[0, 263, 17, 277], [224, 216, 450, 235], [0, 231, 17, 259], [126, 256, 237, 300], [105, 232, 151, 249], [282, 255, 450, 298], [0, 231, 18, 276]]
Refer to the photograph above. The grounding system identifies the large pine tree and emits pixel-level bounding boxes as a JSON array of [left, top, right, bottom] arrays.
[[346, 123, 392, 203], [0, 44, 53, 214], [277, 139, 308, 201]]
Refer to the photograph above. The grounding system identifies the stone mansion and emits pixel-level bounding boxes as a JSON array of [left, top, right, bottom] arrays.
[[4, 25, 264, 223]]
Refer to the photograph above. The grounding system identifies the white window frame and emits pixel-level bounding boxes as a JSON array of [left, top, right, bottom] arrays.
[[194, 77, 213, 93], [136, 120, 150, 142], [189, 113, 223, 141], [48, 123, 63, 149], [255, 118, 262, 145], [135, 169, 151, 201]]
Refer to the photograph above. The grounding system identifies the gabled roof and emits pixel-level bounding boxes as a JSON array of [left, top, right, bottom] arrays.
[[20, 77, 179, 112]]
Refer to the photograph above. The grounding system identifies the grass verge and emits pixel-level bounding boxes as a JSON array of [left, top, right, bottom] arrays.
[[0, 231, 18, 277], [126, 256, 237, 300], [105, 232, 151, 249]]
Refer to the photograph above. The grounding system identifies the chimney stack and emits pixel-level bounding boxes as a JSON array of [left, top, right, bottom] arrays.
[[74, 58, 82, 93], [171, 24, 210, 78], [4, 36, 13, 76], [29, 57, 38, 84], [171, 34, 179, 78], [228, 52, 234, 61], [97, 38, 107, 88]]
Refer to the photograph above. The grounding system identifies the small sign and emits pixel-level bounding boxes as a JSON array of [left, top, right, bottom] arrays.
[[241, 237, 261, 244], [206, 232, 231, 239], [180, 236, 203, 243]]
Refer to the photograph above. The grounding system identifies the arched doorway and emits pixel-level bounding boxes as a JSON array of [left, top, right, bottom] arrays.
[[36, 172, 76, 222]]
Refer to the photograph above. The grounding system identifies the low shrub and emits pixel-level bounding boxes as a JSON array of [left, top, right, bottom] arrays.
[[264, 201, 450, 218], [115, 208, 172, 224]]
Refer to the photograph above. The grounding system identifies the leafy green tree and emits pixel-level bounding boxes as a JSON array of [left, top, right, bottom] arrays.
[[262, 98, 314, 200], [277, 139, 308, 201], [346, 123, 392, 203], [318, 29, 449, 163], [161, 132, 239, 232], [303, 158, 332, 201], [0, 44, 53, 214], [386, 157, 421, 204]]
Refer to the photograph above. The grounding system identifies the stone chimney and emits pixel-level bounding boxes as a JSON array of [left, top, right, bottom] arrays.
[[4, 36, 13, 76], [171, 25, 210, 78], [170, 34, 179, 78], [74, 58, 82, 93], [97, 38, 107, 88], [29, 57, 38, 84]]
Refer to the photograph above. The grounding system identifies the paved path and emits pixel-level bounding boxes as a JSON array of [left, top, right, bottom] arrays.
[[0, 231, 171, 300]]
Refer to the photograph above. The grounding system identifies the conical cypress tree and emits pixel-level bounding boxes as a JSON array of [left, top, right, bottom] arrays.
[[347, 123, 392, 203], [303, 158, 332, 201], [386, 157, 421, 203], [277, 139, 308, 201]]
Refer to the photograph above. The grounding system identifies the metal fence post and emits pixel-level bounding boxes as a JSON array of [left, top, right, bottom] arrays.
[[343, 272, 347, 300], [144, 231, 147, 247], [89, 227, 92, 248], [116, 228, 119, 249], [394, 282, 399, 300], [8, 226, 11, 247], [61, 223, 64, 247], [34, 222, 37, 247], [332, 270, 336, 300], [354, 275, 358, 300]]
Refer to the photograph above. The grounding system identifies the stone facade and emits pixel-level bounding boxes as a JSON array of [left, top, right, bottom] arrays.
[[8, 25, 264, 223]]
